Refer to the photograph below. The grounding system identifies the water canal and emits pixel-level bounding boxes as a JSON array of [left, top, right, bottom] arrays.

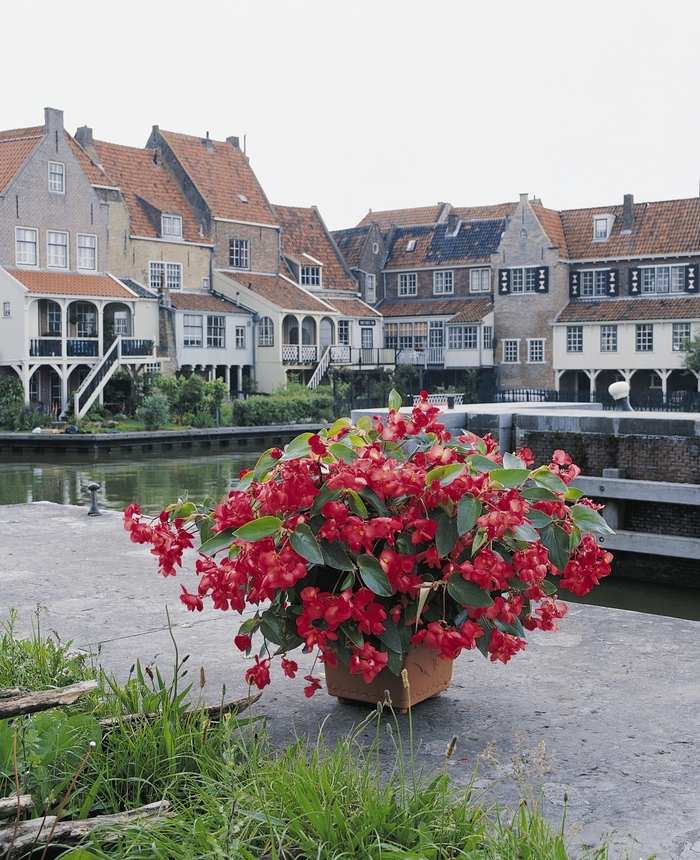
[[0, 450, 698, 623]]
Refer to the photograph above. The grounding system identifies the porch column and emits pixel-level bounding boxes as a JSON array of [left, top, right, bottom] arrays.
[[223, 365, 230, 390], [583, 369, 601, 402], [236, 366, 243, 399], [61, 368, 69, 414], [654, 368, 673, 405], [554, 370, 566, 392], [97, 301, 105, 357]]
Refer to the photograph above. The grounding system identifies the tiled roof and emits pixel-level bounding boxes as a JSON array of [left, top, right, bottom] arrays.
[[170, 291, 250, 315], [377, 297, 486, 318], [219, 271, 333, 313], [66, 135, 111, 186], [356, 204, 448, 230], [448, 297, 494, 323], [274, 205, 356, 291], [7, 269, 136, 298], [556, 296, 700, 323], [451, 203, 517, 221], [385, 221, 505, 269], [0, 126, 43, 193], [90, 139, 208, 242], [531, 204, 569, 256], [322, 297, 380, 318], [118, 278, 157, 299], [331, 226, 370, 268], [560, 198, 700, 260], [158, 130, 278, 226]]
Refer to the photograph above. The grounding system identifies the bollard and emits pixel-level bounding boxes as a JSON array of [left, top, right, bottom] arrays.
[[87, 482, 101, 516]]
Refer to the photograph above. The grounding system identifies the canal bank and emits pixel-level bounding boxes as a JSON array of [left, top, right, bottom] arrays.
[[1, 501, 699, 859]]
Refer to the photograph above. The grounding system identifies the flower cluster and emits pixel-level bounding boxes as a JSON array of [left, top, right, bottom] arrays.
[[124, 390, 613, 696]]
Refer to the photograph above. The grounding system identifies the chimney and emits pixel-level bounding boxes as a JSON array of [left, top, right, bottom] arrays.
[[44, 107, 64, 134], [227, 136, 240, 149], [519, 192, 529, 204], [74, 126, 93, 147], [622, 194, 634, 233], [447, 212, 458, 234]]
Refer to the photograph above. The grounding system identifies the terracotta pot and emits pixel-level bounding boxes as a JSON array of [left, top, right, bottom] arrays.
[[325, 646, 453, 713]]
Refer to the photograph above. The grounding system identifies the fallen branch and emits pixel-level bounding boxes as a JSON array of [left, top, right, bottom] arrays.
[[97, 690, 262, 730], [0, 689, 22, 701], [0, 795, 33, 820], [0, 681, 98, 720], [0, 801, 170, 860]]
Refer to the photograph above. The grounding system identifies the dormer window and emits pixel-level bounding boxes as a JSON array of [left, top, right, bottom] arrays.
[[301, 265, 321, 286], [162, 214, 182, 238], [593, 215, 614, 241], [406, 239, 416, 252]]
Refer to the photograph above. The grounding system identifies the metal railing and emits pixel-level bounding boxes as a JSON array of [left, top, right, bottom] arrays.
[[29, 338, 62, 357], [67, 339, 99, 357], [307, 346, 331, 390]]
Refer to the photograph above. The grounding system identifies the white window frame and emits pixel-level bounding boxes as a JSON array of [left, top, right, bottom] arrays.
[[581, 269, 608, 297], [161, 214, 183, 238], [566, 326, 583, 353], [229, 238, 250, 269], [47, 231, 68, 268], [398, 322, 413, 349], [527, 338, 545, 363], [433, 270, 454, 295], [503, 339, 520, 363], [15, 227, 38, 266], [483, 325, 493, 350], [361, 327, 373, 349], [77, 234, 97, 270], [202, 277, 211, 291], [600, 324, 618, 352], [365, 273, 376, 303], [113, 310, 129, 335], [470, 268, 490, 292], [509, 268, 537, 294], [429, 320, 444, 348], [593, 215, 614, 241], [258, 316, 274, 347], [3, 302, 10, 317], [74, 302, 96, 338], [672, 322, 691, 351], [338, 320, 350, 345], [413, 321, 428, 348], [398, 273, 417, 296], [635, 324, 653, 352], [384, 323, 397, 349], [301, 265, 321, 286], [166, 263, 182, 290], [47, 301, 61, 334], [48, 161, 65, 194], [152, 261, 182, 291], [207, 315, 226, 348], [235, 325, 246, 349], [641, 265, 686, 294], [183, 314, 203, 347]]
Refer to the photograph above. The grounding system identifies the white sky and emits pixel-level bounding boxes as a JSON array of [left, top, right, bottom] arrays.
[[2, 0, 699, 231]]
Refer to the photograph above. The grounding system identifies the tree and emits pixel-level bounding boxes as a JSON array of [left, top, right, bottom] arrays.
[[681, 333, 700, 374]]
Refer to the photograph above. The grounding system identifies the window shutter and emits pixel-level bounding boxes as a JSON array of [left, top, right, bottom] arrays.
[[498, 269, 510, 294], [535, 266, 549, 293], [607, 269, 619, 296], [628, 267, 641, 296], [686, 264, 698, 293], [569, 270, 580, 297]]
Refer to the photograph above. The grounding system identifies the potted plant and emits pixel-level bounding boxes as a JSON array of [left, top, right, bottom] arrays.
[[124, 391, 613, 705]]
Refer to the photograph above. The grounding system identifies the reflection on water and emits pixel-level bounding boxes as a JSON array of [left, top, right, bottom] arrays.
[[0, 451, 698, 622], [0, 451, 261, 514]]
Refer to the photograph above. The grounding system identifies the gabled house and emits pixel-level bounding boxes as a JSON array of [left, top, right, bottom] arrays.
[[332, 221, 386, 306], [355, 203, 451, 233], [0, 108, 157, 416]]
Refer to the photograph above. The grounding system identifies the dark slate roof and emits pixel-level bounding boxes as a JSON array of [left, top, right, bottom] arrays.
[[118, 278, 158, 298], [331, 225, 370, 267], [385, 221, 505, 269]]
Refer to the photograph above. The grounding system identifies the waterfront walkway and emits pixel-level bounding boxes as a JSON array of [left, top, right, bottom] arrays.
[[1, 501, 698, 859]]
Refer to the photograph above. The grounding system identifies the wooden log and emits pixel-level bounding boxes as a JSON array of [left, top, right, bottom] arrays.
[[0, 795, 33, 819], [0, 689, 22, 700], [0, 800, 170, 860], [0, 680, 98, 720], [97, 690, 262, 730]]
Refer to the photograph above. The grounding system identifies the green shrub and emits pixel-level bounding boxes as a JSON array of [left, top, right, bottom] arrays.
[[230, 387, 333, 426], [136, 392, 171, 431]]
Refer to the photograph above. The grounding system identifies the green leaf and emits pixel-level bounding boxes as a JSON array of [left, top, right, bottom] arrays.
[[357, 555, 393, 597], [569, 524, 582, 552], [467, 454, 501, 473], [233, 516, 282, 543], [471, 528, 488, 556], [260, 611, 288, 648], [339, 571, 355, 591], [495, 617, 526, 639], [327, 417, 352, 437], [426, 463, 465, 487], [395, 532, 416, 555], [340, 621, 364, 648], [488, 468, 531, 488], [237, 617, 261, 637], [531, 466, 568, 494], [280, 432, 313, 462], [521, 486, 561, 502], [328, 442, 358, 463], [414, 584, 434, 630], [509, 523, 539, 543], [447, 573, 494, 608], [542, 578, 559, 596], [475, 618, 491, 658], [197, 516, 216, 548], [457, 494, 482, 535], [289, 523, 324, 566], [199, 527, 236, 556], [436, 512, 459, 558], [310, 484, 342, 517], [503, 452, 526, 469], [527, 509, 553, 529], [347, 490, 368, 518], [357, 415, 373, 433], [538, 523, 571, 572], [570, 504, 614, 535], [388, 388, 403, 411], [320, 539, 355, 571], [564, 485, 585, 500], [348, 434, 368, 448], [358, 486, 388, 516], [387, 648, 404, 676], [377, 618, 403, 653]]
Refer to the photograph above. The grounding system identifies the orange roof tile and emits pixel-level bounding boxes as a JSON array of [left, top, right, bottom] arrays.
[[451, 203, 518, 221], [0, 126, 43, 193], [89, 139, 208, 243], [557, 296, 700, 323], [274, 205, 356, 291], [448, 297, 493, 323], [219, 271, 333, 313], [7, 269, 136, 298], [331, 226, 370, 268], [66, 135, 111, 186], [170, 291, 250, 314], [531, 204, 568, 256], [356, 204, 448, 230], [561, 198, 700, 260], [322, 297, 380, 317], [378, 297, 486, 318], [158, 130, 278, 226]]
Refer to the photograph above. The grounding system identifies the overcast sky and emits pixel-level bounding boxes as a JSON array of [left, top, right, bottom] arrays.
[[2, 0, 699, 231]]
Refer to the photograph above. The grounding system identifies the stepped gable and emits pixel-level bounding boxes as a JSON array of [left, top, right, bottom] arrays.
[[557, 295, 700, 323], [7, 268, 135, 298], [0, 125, 44, 193], [274, 205, 356, 291], [219, 271, 332, 313], [156, 129, 278, 226], [385, 220, 506, 269], [89, 139, 208, 243], [356, 204, 448, 231], [561, 197, 700, 260]]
